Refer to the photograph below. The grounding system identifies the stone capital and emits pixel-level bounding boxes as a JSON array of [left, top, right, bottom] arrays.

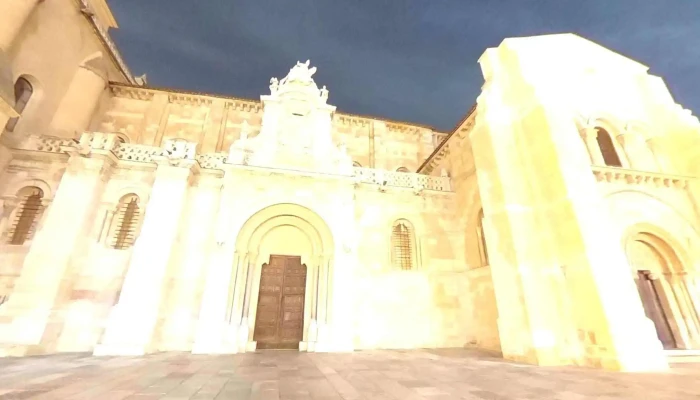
[[616, 131, 645, 147]]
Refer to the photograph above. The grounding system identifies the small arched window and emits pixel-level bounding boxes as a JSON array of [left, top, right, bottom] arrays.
[[352, 161, 362, 168], [477, 209, 489, 266], [7, 186, 44, 245], [596, 128, 622, 167], [391, 219, 415, 270], [111, 194, 142, 250], [396, 167, 409, 173], [5, 77, 34, 132]]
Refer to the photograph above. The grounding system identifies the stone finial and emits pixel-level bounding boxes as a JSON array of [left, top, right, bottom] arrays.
[[269, 77, 279, 94], [320, 85, 329, 102]]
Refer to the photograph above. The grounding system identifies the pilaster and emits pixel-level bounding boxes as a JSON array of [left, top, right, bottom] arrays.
[[191, 176, 239, 354], [93, 147, 198, 356], [0, 140, 116, 352]]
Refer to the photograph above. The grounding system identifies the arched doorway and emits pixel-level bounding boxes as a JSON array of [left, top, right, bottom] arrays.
[[625, 231, 700, 350], [228, 203, 335, 352]]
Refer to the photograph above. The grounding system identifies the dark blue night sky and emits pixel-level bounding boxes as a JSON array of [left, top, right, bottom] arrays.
[[108, 0, 700, 132]]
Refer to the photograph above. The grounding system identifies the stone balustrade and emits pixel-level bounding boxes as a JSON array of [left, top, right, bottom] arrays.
[[9, 133, 454, 192], [591, 165, 694, 189], [12, 134, 77, 153], [352, 167, 451, 192]]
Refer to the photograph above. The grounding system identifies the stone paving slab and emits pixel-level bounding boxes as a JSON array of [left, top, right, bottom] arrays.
[[0, 349, 697, 399]]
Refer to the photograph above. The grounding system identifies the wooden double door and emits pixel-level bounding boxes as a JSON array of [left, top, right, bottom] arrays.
[[253, 255, 307, 350], [635, 270, 677, 349]]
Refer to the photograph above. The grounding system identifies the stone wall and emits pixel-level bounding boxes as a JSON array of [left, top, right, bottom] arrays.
[[0, 132, 463, 354], [94, 85, 447, 172], [3, 0, 130, 137]]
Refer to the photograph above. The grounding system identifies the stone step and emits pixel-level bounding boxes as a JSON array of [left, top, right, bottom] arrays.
[[665, 349, 700, 364]]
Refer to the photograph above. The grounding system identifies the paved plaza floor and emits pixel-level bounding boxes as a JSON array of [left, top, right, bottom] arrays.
[[0, 349, 698, 399]]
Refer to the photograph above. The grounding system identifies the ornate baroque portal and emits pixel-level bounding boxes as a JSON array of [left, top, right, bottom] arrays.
[[226, 203, 335, 353]]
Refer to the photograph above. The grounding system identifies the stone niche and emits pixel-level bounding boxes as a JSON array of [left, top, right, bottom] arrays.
[[227, 60, 353, 175]]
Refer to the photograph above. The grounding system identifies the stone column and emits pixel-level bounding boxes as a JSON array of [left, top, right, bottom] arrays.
[[314, 255, 331, 351], [580, 127, 604, 165], [303, 255, 321, 351], [50, 64, 107, 137], [646, 137, 674, 173], [0, 0, 40, 51], [93, 156, 198, 356], [0, 144, 116, 351], [239, 255, 259, 352], [617, 132, 657, 171], [668, 274, 700, 347], [472, 48, 667, 371]]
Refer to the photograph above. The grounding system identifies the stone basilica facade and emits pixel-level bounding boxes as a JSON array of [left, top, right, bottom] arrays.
[[0, 0, 699, 372]]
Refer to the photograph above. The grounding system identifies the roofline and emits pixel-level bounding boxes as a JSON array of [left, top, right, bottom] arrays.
[[109, 82, 445, 132], [75, 0, 136, 84], [416, 103, 476, 173]]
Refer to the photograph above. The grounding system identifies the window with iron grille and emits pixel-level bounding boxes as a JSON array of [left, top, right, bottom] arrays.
[[391, 220, 414, 270], [111, 194, 141, 250], [7, 187, 44, 245], [477, 209, 489, 266]]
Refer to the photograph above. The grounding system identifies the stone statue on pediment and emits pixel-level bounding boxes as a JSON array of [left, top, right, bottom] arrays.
[[225, 61, 350, 175], [280, 60, 317, 86]]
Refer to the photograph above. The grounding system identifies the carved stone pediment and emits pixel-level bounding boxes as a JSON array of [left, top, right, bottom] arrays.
[[226, 61, 351, 175]]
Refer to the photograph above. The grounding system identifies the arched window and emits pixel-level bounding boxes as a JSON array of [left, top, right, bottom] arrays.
[[477, 209, 489, 266], [5, 77, 34, 132], [352, 161, 362, 168], [110, 194, 142, 250], [391, 219, 415, 270], [396, 167, 409, 173], [7, 186, 44, 245], [596, 128, 622, 167]]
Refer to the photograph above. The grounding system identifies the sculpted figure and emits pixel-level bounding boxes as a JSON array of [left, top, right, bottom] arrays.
[[269, 77, 279, 93], [320, 85, 329, 102]]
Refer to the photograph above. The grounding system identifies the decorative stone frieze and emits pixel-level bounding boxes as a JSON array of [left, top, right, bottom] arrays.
[[109, 85, 155, 101], [591, 166, 692, 189]]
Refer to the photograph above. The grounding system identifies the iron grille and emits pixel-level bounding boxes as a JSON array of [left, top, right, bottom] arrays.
[[112, 196, 140, 250], [8, 190, 43, 245], [392, 223, 413, 270]]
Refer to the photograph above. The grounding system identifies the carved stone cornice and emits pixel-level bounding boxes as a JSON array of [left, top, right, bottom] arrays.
[[591, 166, 693, 189], [108, 83, 263, 113], [109, 85, 155, 101], [168, 94, 214, 107], [419, 110, 477, 175], [75, 0, 136, 84], [334, 114, 370, 128]]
